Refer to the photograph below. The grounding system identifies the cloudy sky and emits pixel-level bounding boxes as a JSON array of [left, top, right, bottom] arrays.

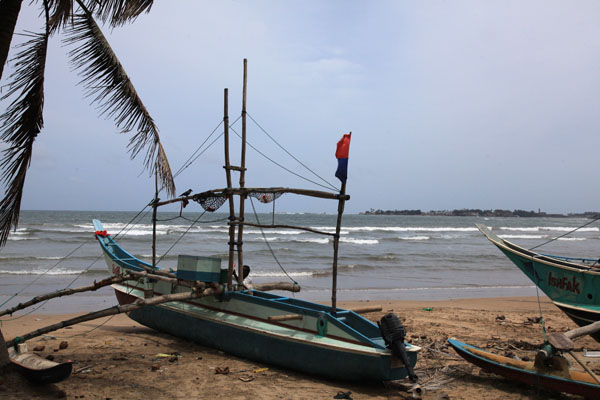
[[2, 1, 600, 214]]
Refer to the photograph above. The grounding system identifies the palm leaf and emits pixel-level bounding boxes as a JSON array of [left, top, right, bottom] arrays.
[[0, 31, 48, 246], [47, 0, 74, 34], [63, 9, 175, 196], [0, 0, 24, 81], [86, 0, 154, 27]]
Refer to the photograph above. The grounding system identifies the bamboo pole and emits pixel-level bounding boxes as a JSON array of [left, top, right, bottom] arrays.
[[154, 187, 350, 208], [564, 320, 600, 340], [0, 275, 132, 318], [252, 282, 301, 292], [567, 350, 600, 385], [331, 182, 347, 315], [6, 286, 223, 347], [236, 59, 248, 287], [152, 166, 158, 268], [223, 88, 236, 290]]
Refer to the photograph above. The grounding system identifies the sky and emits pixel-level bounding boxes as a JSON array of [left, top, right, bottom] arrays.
[[2, 0, 600, 214]]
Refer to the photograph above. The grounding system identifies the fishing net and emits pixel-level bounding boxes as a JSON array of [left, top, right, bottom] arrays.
[[249, 192, 283, 204], [194, 195, 227, 212]]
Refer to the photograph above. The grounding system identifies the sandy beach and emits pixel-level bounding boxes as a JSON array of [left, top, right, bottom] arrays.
[[1, 296, 598, 399]]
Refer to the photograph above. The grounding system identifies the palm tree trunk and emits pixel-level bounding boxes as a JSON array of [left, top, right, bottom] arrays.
[[0, 329, 8, 369], [0, 0, 23, 81]]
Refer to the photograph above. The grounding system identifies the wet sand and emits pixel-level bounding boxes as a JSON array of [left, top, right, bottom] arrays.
[[1, 296, 598, 399]]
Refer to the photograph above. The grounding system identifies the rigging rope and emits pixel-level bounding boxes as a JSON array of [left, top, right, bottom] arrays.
[[249, 197, 298, 285], [230, 126, 336, 191], [247, 112, 338, 191], [529, 215, 600, 251], [155, 210, 208, 265]]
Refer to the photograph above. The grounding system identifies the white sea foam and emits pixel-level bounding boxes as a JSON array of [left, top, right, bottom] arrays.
[[251, 271, 316, 277], [500, 226, 598, 232], [399, 236, 430, 241], [340, 238, 378, 245], [499, 234, 545, 239], [0, 268, 82, 275]]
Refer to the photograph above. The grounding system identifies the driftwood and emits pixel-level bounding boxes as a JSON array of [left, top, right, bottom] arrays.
[[251, 282, 300, 292], [6, 286, 222, 347], [268, 305, 382, 322]]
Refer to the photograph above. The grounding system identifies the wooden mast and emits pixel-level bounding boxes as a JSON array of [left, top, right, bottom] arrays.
[[331, 181, 347, 315], [236, 58, 248, 286], [223, 88, 236, 290]]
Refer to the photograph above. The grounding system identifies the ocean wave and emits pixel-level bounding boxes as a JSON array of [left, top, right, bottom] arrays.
[[498, 234, 546, 240], [499, 226, 598, 232], [0, 268, 84, 275], [340, 238, 378, 245], [398, 236, 430, 241], [557, 237, 586, 241], [313, 226, 478, 233]]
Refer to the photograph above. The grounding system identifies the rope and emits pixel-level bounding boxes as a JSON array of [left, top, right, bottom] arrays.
[[247, 112, 338, 191], [156, 210, 208, 265], [529, 216, 600, 251], [230, 126, 336, 191], [249, 197, 298, 285]]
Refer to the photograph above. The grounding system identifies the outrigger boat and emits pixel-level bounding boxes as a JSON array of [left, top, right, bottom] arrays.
[[448, 338, 600, 398], [93, 60, 419, 382], [477, 223, 600, 342]]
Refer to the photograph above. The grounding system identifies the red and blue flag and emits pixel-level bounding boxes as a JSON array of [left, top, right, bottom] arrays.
[[335, 132, 351, 183]]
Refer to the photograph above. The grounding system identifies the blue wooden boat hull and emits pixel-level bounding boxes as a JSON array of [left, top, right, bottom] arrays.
[[93, 219, 418, 381], [477, 224, 600, 342], [448, 338, 600, 398]]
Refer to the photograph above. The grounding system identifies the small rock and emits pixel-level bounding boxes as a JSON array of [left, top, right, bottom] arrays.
[[168, 356, 178, 363], [196, 356, 203, 360], [151, 364, 160, 371], [59, 341, 68, 350], [33, 345, 45, 352], [46, 355, 55, 361], [65, 326, 73, 330], [56, 390, 67, 398]]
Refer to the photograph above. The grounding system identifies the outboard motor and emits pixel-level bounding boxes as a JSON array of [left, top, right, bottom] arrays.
[[378, 313, 418, 382]]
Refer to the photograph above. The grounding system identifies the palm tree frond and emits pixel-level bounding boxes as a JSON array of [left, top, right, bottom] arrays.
[[85, 0, 153, 27], [64, 11, 175, 196], [47, 0, 74, 34], [0, 0, 24, 81], [0, 32, 48, 246]]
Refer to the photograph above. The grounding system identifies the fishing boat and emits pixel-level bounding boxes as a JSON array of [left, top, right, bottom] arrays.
[[92, 60, 419, 382], [477, 223, 600, 342], [448, 338, 600, 398]]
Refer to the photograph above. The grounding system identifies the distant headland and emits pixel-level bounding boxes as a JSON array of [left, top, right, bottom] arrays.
[[360, 208, 600, 218]]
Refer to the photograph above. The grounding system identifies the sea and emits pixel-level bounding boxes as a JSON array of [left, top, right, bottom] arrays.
[[1, 210, 598, 315]]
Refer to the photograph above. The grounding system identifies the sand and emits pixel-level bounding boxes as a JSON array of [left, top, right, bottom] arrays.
[[1, 296, 598, 399]]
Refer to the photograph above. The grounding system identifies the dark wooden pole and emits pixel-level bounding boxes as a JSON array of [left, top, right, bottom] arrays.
[[331, 182, 347, 315], [152, 166, 158, 268], [224, 88, 236, 290], [236, 58, 248, 286]]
